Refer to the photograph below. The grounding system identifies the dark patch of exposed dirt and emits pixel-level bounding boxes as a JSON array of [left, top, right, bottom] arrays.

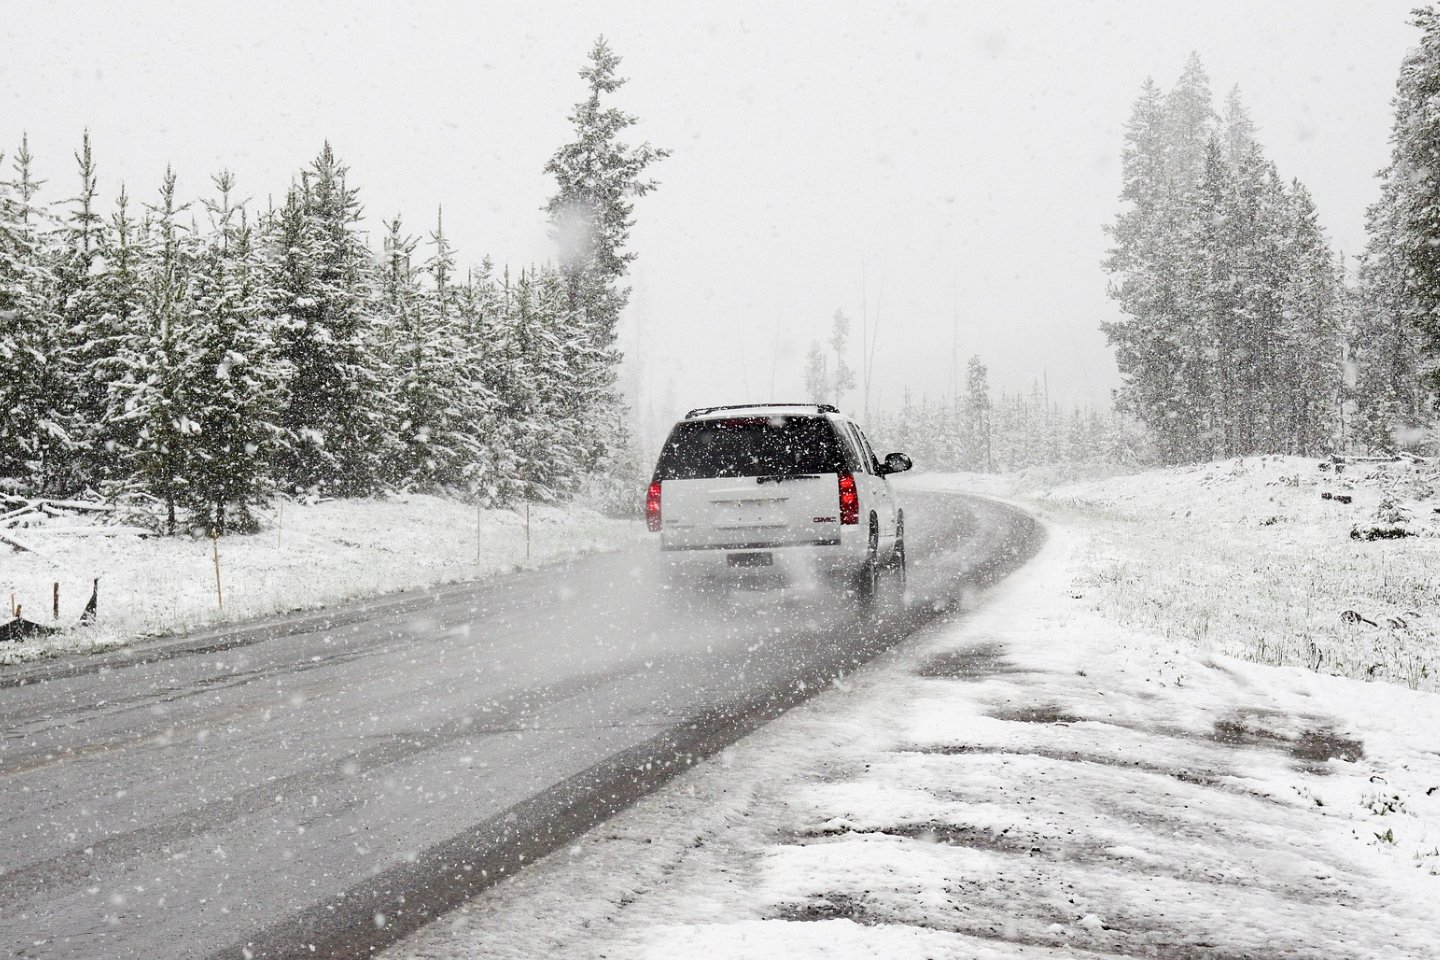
[[989, 703, 1087, 725], [772, 892, 875, 924], [1210, 711, 1364, 774], [774, 889, 1293, 960], [901, 745, 1282, 805], [789, 821, 1044, 857], [917, 642, 1031, 680]]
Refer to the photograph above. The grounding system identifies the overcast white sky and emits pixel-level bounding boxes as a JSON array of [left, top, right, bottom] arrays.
[[0, 0, 1424, 434]]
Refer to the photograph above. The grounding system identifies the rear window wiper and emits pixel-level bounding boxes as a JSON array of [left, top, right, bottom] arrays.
[[756, 473, 822, 484]]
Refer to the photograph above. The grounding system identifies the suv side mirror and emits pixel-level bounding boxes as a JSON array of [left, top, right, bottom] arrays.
[[880, 452, 912, 476]]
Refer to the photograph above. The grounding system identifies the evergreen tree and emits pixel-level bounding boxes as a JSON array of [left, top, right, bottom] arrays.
[[1351, 174, 1429, 450], [92, 185, 146, 485], [270, 144, 386, 496], [1105, 60, 1345, 462], [803, 342, 829, 401], [544, 37, 669, 340], [388, 210, 489, 491], [488, 267, 575, 503], [182, 172, 282, 532], [1352, 7, 1440, 444], [455, 258, 505, 501], [123, 168, 197, 533], [963, 354, 992, 471], [1162, 54, 1217, 192], [53, 132, 111, 491], [544, 37, 669, 478], [379, 213, 428, 487], [1103, 77, 1195, 462], [0, 135, 69, 490], [1279, 181, 1342, 454], [829, 309, 856, 407]]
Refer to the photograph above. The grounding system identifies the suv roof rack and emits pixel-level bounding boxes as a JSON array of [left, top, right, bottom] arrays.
[[684, 403, 840, 419]]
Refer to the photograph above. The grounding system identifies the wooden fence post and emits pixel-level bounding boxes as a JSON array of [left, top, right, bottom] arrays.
[[211, 529, 224, 610]]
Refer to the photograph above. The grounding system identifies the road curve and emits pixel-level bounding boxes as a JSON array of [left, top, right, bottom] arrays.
[[0, 491, 1041, 960]]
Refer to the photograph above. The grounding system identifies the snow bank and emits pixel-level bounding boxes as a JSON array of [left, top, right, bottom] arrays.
[[0, 495, 644, 664]]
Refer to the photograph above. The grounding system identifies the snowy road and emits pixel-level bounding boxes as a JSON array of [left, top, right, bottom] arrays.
[[0, 491, 1040, 960]]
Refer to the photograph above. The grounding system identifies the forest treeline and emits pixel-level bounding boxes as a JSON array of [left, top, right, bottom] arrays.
[[1106, 14, 1440, 465], [0, 39, 666, 533], [811, 350, 1144, 476]]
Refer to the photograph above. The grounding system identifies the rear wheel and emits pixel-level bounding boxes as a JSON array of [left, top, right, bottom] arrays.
[[890, 512, 907, 595], [854, 518, 880, 607]]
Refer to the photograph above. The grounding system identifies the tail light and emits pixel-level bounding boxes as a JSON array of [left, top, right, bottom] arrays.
[[646, 481, 662, 531], [838, 473, 859, 525]]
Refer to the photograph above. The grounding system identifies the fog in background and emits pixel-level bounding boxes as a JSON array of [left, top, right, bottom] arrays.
[[1, 0, 1419, 446]]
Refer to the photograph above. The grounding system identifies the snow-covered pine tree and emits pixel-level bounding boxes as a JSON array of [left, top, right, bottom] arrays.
[[963, 354, 992, 471], [545, 37, 669, 341], [1103, 77, 1195, 463], [125, 168, 198, 533], [1351, 173, 1429, 450], [388, 210, 489, 492], [1159, 55, 1216, 199], [92, 185, 146, 486], [539, 263, 599, 494], [803, 342, 829, 402], [51, 137, 109, 489], [455, 258, 504, 502], [270, 144, 387, 496], [1230, 136, 1287, 455], [544, 37, 669, 477], [422, 211, 477, 484], [0, 135, 69, 491], [1355, 8, 1440, 441], [1107, 63, 1345, 462], [182, 172, 283, 533], [378, 214, 430, 488], [1278, 180, 1343, 455], [830, 310, 856, 408], [1187, 134, 1235, 459], [488, 266, 573, 503]]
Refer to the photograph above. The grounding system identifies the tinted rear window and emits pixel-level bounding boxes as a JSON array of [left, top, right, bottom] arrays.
[[653, 416, 847, 480]]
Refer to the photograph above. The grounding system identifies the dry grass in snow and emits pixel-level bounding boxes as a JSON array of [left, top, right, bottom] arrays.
[[1027, 455, 1440, 690]]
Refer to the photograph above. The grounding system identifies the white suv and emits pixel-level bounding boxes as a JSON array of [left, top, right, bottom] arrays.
[[646, 403, 911, 600]]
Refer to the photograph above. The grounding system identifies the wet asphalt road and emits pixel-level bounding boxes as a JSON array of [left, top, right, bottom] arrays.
[[0, 491, 1040, 960]]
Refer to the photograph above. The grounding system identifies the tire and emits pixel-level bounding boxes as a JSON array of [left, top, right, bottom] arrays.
[[854, 517, 880, 607], [890, 513, 907, 595]]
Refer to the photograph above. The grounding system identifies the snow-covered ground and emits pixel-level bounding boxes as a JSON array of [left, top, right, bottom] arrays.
[[1045, 455, 1440, 690], [386, 462, 1440, 959], [0, 495, 644, 665], [918, 455, 1440, 689]]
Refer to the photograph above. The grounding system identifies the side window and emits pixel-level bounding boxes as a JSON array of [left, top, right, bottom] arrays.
[[840, 423, 875, 477], [833, 421, 866, 473], [853, 425, 883, 475]]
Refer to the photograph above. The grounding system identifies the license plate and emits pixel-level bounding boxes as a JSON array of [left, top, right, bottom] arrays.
[[727, 552, 773, 567]]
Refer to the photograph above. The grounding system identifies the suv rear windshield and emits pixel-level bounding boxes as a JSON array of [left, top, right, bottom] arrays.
[[653, 416, 847, 480]]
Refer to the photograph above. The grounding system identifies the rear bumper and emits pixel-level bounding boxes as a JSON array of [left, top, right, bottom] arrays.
[[654, 531, 866, 586], [661, 537, 840, 551]]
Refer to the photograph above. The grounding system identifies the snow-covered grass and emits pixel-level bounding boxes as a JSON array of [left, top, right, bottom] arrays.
[[1028, 455, 1440, 690], [385, 467, 1440, 960], [0, 495, 644, 665]]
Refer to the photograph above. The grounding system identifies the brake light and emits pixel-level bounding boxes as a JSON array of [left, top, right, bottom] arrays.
[[838, 473, 859, 525], [646, 481, 662, 531]]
